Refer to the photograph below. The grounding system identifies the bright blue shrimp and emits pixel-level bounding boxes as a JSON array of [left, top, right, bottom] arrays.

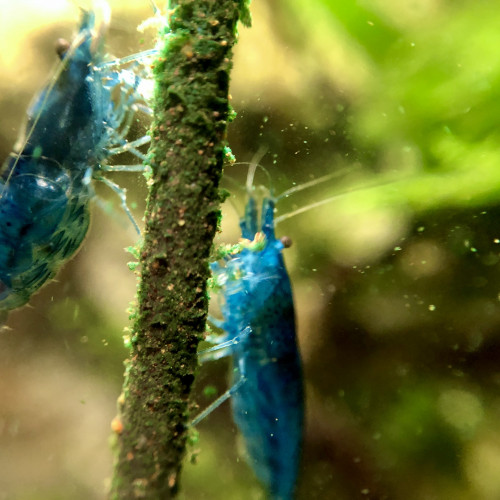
[[193, 160, 382, 497], [0, 3, 153, 316], [194, 193, 303, 500]]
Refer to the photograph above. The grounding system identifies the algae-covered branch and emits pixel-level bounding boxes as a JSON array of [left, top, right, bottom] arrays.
[[110, 1, 251, 498]]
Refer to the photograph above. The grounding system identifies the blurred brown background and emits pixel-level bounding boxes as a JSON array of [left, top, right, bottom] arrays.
[[2, 1, 500, 499]]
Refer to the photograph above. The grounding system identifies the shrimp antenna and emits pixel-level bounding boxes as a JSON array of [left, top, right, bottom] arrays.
[[274, 177, 401, 226], [222, 174, 247, 194], [229, 161, 273, 195], [276, 165, 363, 202], [246, 147, 270, 195]]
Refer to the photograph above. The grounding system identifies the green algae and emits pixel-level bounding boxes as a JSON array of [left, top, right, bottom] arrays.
[[109, 1, 249, 498]]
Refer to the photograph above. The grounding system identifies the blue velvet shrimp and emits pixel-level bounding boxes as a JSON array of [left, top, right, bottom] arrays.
[[193, 191, 303, 500], [191, 162, 369, 498], [0, 2, 153, 316]]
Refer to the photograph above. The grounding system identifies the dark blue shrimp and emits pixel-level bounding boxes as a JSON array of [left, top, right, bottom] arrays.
[[0, 3, 152, 315], [194, 195, 303, 500]]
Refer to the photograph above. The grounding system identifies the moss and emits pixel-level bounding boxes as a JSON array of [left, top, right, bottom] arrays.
[[109, 1, 247, 499]]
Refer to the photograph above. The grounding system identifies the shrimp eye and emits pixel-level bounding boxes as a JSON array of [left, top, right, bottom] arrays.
[[55, 38, 70, 59], [280, 236, 292, 248]]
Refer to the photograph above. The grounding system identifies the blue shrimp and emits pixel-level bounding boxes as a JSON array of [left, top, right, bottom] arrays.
[[0, 2, 152, 316], [194, 193, 303, 500], [193, 161, 385, 497]]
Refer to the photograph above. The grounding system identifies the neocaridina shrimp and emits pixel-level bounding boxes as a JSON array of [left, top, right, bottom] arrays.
[[0, 1, 154, 317], [193, 167, 304, 499], [192, 159, 369, 498]]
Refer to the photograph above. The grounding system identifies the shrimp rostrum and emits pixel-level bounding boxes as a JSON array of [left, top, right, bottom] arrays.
[[0, 2, 151, 315]]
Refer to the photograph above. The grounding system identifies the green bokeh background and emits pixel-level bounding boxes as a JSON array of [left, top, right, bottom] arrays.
[[2, 0, 500, 498]]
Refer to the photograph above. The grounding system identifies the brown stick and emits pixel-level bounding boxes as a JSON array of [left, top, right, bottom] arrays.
[[109, 1, 251, 498]]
